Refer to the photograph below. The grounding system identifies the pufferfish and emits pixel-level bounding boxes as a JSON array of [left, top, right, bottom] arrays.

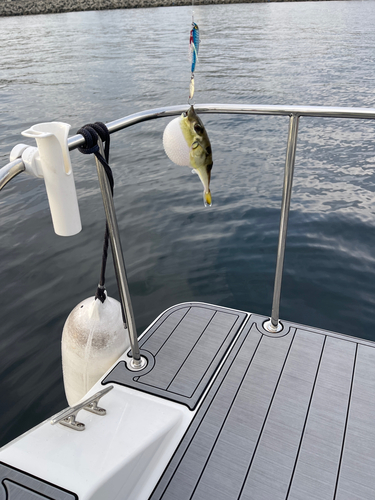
[[163, 105, 213, 206]]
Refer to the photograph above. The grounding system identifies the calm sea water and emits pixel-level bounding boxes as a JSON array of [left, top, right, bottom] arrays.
[[1, 0, 375, 446]]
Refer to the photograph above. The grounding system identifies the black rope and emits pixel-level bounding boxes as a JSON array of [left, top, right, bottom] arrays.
[[77, 122, 113, 303]]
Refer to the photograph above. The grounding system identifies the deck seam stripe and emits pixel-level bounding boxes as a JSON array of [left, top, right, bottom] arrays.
[[134, 311, 248, 400], [237, 328, 297, 500], [188, 330, 265, 500], [139, 305, 189, 344], [167, 314, 243, 397], [165, 310, 218, 391], [333, 341, 358, 500], [151, 306, 191, 356], [189, 313, 251, 412], [294, 325, 375, 348], [156, 321, 258, 500], [188, 315, 243, 398], [285, 334, 327, 499]]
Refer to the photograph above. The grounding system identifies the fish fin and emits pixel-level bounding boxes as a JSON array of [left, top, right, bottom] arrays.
[[191, 140, 211, 156], [204, 190, 212, 207]]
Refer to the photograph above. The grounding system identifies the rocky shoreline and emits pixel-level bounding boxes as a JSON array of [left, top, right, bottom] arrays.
[[1, 0, 317, 17]]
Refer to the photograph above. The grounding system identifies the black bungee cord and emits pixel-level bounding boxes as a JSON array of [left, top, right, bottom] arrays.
[[76, 122, 113, 304]]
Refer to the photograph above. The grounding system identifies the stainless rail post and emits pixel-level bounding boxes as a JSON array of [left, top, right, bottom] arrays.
[[264, 114, 300, 333], [95, 140, 146, 370]]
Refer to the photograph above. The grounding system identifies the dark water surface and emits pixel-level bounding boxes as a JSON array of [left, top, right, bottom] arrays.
[[1, 1, 375, 446]]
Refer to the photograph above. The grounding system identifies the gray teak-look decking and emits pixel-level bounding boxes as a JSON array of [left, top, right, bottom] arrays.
[[104, 302, 375, 500], [1, 302, 374, 499]]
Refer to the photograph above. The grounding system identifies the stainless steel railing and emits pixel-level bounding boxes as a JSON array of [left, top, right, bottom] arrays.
[[2, 103, 375, 338]]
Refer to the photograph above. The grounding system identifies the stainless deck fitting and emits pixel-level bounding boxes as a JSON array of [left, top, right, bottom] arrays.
[[263, 319, 283, 334], [51, 385, 113, 431], [127, 355, 148, 371]]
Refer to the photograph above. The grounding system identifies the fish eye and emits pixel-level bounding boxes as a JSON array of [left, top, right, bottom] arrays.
[[194, 123, 204, 134]]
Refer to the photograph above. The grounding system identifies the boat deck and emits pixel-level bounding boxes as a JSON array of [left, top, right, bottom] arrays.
[[104, 302, 375, 500]]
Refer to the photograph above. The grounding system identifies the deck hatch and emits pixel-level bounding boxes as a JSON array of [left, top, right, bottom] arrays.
[[102, 303, 248, 410]]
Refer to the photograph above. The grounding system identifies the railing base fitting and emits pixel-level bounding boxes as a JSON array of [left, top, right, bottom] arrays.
[[127, 356, 148, 371], [263, 319, 283, 334]]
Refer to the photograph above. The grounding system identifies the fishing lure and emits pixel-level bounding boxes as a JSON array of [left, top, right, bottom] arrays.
[[189, 22, 199, 100], [190, 22, 199, 73]]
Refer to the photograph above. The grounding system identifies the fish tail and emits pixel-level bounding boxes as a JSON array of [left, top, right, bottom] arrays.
[[204, 190, 212, 207]]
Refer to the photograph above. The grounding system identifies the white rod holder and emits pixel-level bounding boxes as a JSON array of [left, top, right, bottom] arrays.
[[22, 122, 82, 237]]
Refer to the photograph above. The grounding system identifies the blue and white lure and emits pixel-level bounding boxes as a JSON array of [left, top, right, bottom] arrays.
[[162, 9, 213, 207], [189, 21, 200, 100]]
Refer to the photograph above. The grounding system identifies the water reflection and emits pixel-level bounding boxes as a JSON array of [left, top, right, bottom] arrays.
[[1, 1, 375, 446]]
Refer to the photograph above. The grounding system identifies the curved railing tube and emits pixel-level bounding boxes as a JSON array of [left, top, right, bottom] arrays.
[[2, 103, 375, 337], [0, 159, 25, 190]]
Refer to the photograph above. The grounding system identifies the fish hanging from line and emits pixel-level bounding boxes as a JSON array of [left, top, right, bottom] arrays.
[[163, 105, 213, 207]]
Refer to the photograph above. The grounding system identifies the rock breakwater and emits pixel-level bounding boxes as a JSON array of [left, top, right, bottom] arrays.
[[0, 0, 299, 17]]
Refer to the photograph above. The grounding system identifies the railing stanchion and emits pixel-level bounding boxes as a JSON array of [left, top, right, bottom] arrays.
[[95, 139, 146, 371], [264, 113, 299, 333]]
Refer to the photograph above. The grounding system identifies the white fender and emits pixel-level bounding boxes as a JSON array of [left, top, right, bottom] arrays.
[[22, 122, 81, 236], [62, 295, 130, 406]]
